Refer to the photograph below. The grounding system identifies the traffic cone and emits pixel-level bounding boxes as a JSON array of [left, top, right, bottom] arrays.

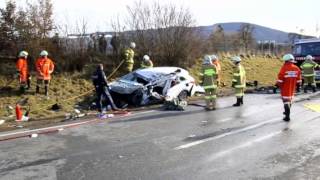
[[15, 104, 23, 121]]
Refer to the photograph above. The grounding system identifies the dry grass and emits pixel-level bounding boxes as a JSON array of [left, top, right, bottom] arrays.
[[0, 56, 283, 132], [189, 56, 283, 87], [0, 74, 94, 121]]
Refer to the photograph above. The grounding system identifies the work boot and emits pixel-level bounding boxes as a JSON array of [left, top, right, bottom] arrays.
[[19, 86, 26, 94], [212, 100, 216, 110], [304, 86, 308, 93], [312, 86, 317, 93], [36, 86, 40, 94], [296, 84, 301, 93], [44, 86, 49, 96], [283, 104, 291, 122], [27, 79, 31, 90], [233, 98, 241, 107], [205, 106, 211, 111], [240, 96, 244, 105]]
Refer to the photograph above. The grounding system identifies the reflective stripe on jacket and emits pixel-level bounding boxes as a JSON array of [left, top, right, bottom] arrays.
[[300, 60, 318, 77], [16, 58, 28, 82], [141, 60, 153, 68], [277, 62, 302, 100], [124, 48, 134, 64], [232, 64, 246, 88], [201, 64, 218, 90], [36, 58, 54, 80]]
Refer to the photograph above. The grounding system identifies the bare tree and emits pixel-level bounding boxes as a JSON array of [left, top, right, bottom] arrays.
[[0, 0, 18, 54], [238, 23, 255, 53], [114, 1, 202, 68], [27, 0, 54, 39], [209, 24, 226, 52]]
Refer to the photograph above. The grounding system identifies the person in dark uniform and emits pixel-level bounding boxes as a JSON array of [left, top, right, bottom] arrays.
[[92, 64, 119, 114]]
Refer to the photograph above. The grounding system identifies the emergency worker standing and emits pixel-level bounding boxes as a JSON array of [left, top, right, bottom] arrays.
[[140, 55, 153, 69], [211, 54, 222, 86], [35, 50, 54, 96], [123, 42, 136, 73], [231, 56, 246, 106], [300, 55, 318, 93], [276, 54, 302, 121], [16, 51, 31, 93], [200, 55, 218, 110], [92, 64, 119, 115]]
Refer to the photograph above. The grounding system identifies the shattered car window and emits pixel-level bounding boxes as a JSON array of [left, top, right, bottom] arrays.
[[121, 72, 137, 81]]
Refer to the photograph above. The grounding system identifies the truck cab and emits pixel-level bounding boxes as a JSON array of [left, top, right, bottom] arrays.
[[293, 38, 320, 85]]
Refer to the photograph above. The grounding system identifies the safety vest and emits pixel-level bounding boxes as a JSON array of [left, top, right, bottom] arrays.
[[141, 60, 153, 68], [200, 64, 218, 90], [124, 48, 134, 64], [277, 62, 302, 100], [36, 58, 54, 80], [300, 60, 318, 77], [232, 64, 246, 88], [213, 60, 222, 83], [16, 58, 28, 82]]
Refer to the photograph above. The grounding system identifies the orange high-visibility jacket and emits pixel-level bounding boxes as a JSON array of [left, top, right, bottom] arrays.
[[213, 60, 221, 81], [276, 62, 302, 100], [36, 57, 54, 80], [16, 58, 28, 82], [35, 58, 44, 79]]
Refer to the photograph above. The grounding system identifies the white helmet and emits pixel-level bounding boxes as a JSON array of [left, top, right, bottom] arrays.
[[282, 54, 294, 62], [203, 55, 212, 64], [40, 50, 49, 56], [19, 51, 28, 58], [130, 42, 136, 49], [231, 56, 241, 63], [211, 54, 218, 61], [306, 55, 313, 60], [143, 55, 150, 61]]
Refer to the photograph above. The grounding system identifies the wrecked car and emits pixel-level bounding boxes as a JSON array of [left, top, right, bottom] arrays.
[[109, 67, 204, 106]]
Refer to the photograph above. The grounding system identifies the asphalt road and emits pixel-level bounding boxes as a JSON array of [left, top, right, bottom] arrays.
[[1, 93, 320, 180]]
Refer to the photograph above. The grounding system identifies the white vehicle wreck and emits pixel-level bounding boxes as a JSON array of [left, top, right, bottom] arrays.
[[109, 67, 204, 108]]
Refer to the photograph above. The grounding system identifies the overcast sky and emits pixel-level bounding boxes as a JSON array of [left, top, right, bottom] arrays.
[[1, 0, 319, 36]]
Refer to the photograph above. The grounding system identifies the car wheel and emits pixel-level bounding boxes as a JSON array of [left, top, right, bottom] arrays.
[[131, 89, 144, 106], [178, 90, 188, 101]]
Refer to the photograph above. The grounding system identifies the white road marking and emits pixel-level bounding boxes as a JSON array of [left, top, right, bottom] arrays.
[[208, 131, 282, 160], [174, 117, 280, 150], [0, 120, 96, 139], [217, 117, 232, 123]]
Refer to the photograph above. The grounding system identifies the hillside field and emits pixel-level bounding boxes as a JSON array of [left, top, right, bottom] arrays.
[[0, 56, 283, 131]]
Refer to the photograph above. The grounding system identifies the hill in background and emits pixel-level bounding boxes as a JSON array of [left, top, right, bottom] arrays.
[[197, 22, 315, 43]]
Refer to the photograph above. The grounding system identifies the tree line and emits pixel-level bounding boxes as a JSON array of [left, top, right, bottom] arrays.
[[0, 0, 296, 75]]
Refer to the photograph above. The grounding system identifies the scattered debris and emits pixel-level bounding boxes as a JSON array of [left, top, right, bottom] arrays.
[[50, 103, 62, 111], [74, 109, 81, 114], [98, 113, 114, 119], [30, 133, 38, 138], [64, 109, 87, 121], [0, 120, 5, 125], [188, 134, 196, 138]]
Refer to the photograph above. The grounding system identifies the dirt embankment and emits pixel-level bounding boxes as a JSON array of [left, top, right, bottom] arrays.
[[189, 56, 283, 87], [0, 56, 283, 132]]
